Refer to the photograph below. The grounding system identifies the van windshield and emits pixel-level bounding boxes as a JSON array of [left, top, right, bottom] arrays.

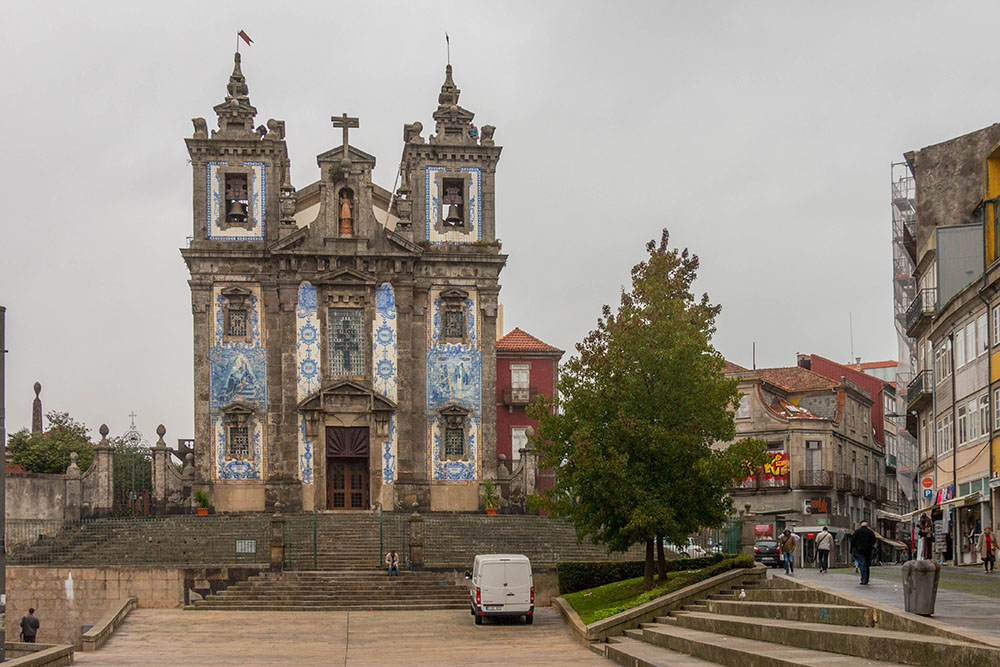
[[480, 563, 505, 588]]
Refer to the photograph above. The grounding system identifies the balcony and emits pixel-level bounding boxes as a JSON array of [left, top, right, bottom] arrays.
[[905, 288, 936, 338], [730, 470, 790, 492], [906, 370, 933, 412], [836, 474, 853, 492], [503, 386, 538, 407], [851, 477, 865, 496], [797, 470, 833, 489], [886, 454, 897, 471], [864, 481, 879, 500], [879, 486, 888, 503]]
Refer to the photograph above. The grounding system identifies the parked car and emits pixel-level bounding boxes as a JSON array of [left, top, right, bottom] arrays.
[[467, 554, 534, 625], [753, 539, 781, 568]]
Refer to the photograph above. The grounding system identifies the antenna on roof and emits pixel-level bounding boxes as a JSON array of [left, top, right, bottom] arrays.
[[849, 312, 854, 361], [752, 342, 756, 370]]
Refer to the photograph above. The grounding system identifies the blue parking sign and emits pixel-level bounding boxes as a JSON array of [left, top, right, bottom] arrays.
[[923, 488, 933, 498]]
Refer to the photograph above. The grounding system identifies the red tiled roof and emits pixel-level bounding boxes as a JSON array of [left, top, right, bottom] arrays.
[[857, 360, 897, 370], [5, 462, 27, 474], [751, 366, 840, 392], [723, 360, 747, 373], [497, 328, 564, 354]]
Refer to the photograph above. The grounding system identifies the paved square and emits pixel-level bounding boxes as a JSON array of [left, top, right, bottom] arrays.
[[73, 607, 605, 665]]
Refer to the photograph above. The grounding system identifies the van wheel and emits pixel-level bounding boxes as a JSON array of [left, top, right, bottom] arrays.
[[475, 614, 483, 625], [525, 614, 533, 625]]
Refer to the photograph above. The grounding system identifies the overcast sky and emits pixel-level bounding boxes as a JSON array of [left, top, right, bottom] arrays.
[[3, 1, 998, 441]]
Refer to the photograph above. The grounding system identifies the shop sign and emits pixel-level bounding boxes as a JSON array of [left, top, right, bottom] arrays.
[[753, 524, 773, 540], [804, 497, 829, 514]]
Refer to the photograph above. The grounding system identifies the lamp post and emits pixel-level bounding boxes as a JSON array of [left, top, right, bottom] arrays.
[[1, 305, 7, 662]]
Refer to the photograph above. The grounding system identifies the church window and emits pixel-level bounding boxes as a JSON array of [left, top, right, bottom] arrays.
[[224, 173, 250, 225], [441, 177, 465, 226], [228, 426, 250, 459], [444, 309, 465, 339], [329, 307, 365, 376], [444, 427, 465, 457], [227, 309, 248, 337]]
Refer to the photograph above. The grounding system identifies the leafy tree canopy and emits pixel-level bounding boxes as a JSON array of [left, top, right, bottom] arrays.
[[7, 411, 95, 474], [529, 229, 767, 588]]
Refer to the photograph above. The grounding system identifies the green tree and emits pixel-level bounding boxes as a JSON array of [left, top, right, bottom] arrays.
[[7, 411, 95, 474], [529, 229, 766, 590]]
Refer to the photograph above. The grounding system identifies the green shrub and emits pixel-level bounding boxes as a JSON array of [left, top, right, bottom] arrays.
[[557, 552, 725, 594]]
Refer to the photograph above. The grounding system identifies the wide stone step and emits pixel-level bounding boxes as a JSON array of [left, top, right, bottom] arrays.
[[605, 635, 721, 666], [638, 622, 901, 667], [727, 589, 842, 604], [669, 612, 1000, 666], [699, 601, 873, 626], [188, 602, 468, 611]]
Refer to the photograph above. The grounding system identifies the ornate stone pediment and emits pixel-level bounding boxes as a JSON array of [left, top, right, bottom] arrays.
[[313, 267, 376, 287], [298, 379, 396, 439], [439, 287, 469, 302], [439, 403, 470, 426]]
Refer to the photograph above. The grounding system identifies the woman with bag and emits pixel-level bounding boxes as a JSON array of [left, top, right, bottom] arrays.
[[976, 526, 997, 573]]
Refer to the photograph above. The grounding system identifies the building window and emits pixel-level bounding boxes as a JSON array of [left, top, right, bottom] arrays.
[[995, 388, 1000, 431], [736, 394, 750, 419], [955, 327, 966, 368], [228, 426, 249, 458], [978, 314, 988, 356], [967, 321, 977, 362], [443, 309, 465, 339], [805, 440, 821, 472], [934, 340, 952, 384], [958, 403, 969, 446], [937, 414, 953, 454], [994, 307, 1000, 346], [227, 308, 247, 338], [328, 307, 365, 376], [920, 417, 928, 459], [444, 427, 465, 456], [511, 426, 529, 461], [767, 441, 784, 452], [980, 397, 989, 437]]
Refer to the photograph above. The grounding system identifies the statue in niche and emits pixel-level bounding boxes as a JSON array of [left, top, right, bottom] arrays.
[[338, 188, 354, 235]]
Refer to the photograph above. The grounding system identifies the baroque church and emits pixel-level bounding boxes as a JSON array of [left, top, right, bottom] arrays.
[[181, 53, 505, 513]]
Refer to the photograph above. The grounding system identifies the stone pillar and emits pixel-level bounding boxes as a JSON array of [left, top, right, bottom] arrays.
[[92, 424, 114, 517], [270, 502, 285, 571], [31, 381, 42, 434], [150, 424, 169, 515], [408, 502, 424, 570], [181, 453, 195, 513], [64, 452, 82, 521]]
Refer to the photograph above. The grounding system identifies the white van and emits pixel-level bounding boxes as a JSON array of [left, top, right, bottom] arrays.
[[467, 554, 534, 625]]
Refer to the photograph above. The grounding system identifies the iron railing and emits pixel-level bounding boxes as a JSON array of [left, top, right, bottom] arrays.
[[906, 370, 933, 410], [797, 470, 833, 489], [905, 288, 936, 336]]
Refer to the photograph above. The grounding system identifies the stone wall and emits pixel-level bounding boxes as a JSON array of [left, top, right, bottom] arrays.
[[6, 475, 71, 521], [5, 567, 184, 648]]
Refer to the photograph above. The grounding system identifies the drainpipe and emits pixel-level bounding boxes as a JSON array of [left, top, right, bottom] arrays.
[[949, 332, 959, 566], [979, 199, 996, 534]]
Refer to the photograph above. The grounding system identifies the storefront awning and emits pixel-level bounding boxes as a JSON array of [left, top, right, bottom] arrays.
[[877, 491, 983, 523]]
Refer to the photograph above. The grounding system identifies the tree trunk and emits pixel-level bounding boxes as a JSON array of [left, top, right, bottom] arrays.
[[656, 534, 667, 581], [644, 538, 655, 591]]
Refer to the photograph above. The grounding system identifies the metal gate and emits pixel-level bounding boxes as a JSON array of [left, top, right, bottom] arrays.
[[112, 418, 152, 516]]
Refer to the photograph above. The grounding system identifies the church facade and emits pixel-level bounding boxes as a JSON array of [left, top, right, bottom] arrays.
[[181, 53, 505, 513]]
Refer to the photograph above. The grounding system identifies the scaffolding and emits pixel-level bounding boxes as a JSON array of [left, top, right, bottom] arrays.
[[891, 161, 919, 511]]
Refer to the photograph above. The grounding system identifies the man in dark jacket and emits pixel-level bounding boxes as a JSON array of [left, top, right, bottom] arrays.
[[20, 608, 39, 643], [852, 522, 877, 585]]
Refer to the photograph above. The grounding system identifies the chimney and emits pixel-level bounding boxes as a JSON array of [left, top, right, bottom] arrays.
[[855, 357, 862, 371], [796, 354, 810, 370]]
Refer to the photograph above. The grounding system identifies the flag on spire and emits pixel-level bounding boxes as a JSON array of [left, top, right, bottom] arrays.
[[238, 30, 253, 46]]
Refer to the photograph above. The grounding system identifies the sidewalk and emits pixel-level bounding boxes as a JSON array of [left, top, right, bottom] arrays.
[[776, 565, 1000, 641]]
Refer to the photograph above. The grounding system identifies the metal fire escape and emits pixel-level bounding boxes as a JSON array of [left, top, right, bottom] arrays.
[[891, 161, 918, 511]]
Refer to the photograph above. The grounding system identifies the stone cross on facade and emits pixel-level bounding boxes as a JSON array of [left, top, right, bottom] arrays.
[[128, 411, 138, 427], [331, 113, 359, 161]]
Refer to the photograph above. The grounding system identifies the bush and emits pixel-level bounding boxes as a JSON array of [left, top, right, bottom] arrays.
[[557, 552, 725, 594], [7, 411, 94, 474]]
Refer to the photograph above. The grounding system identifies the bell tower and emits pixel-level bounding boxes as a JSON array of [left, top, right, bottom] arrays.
[[399, 65, 501, 244], [186, 52, 290, 244]]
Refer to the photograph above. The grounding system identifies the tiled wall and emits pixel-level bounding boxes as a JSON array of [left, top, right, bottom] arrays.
[[424, 166, 483, 243], [206, 161, 265, 241], [209, 284, 267, 482], [374, 283, 398, 484], [426, 288, 482, 482], [295, 282, 319, 485]]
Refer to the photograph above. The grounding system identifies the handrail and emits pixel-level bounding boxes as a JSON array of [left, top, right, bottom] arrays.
[[81, 597, 138, 652]]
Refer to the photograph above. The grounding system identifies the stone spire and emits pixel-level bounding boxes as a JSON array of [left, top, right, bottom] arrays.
[[31, 381, 42, 434], [212, 52, 258, 138], [430, 65, 476, 145]]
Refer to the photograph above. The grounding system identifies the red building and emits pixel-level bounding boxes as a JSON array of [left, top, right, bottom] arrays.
[[495, 328, 563, 488]]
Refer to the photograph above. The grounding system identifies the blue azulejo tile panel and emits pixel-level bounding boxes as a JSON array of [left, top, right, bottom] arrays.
[[424, 166, 482, 244], [430, 414, 479, 481], [296, 282, 319, 484], [373, 283, 398, 484], [207, 161, 266, 241], [209, 284, 267, 483]]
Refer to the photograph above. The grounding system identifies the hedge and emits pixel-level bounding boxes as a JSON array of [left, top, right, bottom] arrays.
[[557, 552, 726, 594]]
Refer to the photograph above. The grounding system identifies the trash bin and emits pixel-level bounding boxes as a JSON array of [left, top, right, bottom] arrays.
[[902, 559, 941, 616]]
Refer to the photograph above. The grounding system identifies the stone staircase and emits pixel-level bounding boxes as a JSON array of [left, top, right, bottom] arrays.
[[187, 569, 469, 612], [601, 576, 1000, 666]]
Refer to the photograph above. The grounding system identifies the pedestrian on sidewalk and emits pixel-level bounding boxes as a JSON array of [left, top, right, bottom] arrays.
[[385, 549, 400, 576], [19, 608, 39, 643], [976, 527, 997, 573], [852, 521, 877, 585], [779, 529, 797, 575], [816, 526, 834, 573]]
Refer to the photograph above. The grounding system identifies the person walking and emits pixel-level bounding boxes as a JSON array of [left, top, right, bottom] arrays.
[[816, 526, 834, 573], [385, 549, 400, 577], [976, 526, 997, 573], [19, 608, 39, 643], [779, 529, 797, 575], [852, 521, 877, 585]]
